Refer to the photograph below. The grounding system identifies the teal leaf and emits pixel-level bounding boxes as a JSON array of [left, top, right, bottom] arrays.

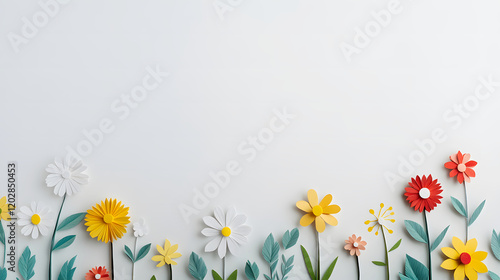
[[19, 247, 36, 280], [398, 273, 413, 280], [135, 243, 151, 262], [0, 221, 5, 246], [270, 260, 278, 274], [245, 261, 259, 280], [52, 235, 76, 251], [0, 268, 6, 280], [57, 213, 86, 231], [300, 246, 316, 280], [451, 196, 467, 217], [321, 257, 338, 280], [372, 261, 387, 266], [405, 220, 428, 244], [227, 270, 237, 280], [389, 239, 402, 252], [402, 255, 428, 280], [281, 255, 294, 278], [212, 270, 223, 280], [489, 271, 500, 280], [282, 228, 299, 250], [430, 225, 450, 252], [262, 234, 280, 265], [124, 245, 134, 262], [58, 256, 77, 280], [188, 252, 207, 280], [492, 230, 500, 261], [469, 200, 486, 226]]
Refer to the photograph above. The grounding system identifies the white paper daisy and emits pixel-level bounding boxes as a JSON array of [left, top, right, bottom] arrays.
[[17, 202, 52, 239], [133, 218, 149, 238], [45, 155, 89, 196], [201, 206, 251, 259]]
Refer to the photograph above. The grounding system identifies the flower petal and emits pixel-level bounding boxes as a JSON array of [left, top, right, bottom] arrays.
[[470, 260, 488, 273], [315, 216, 325, 233], [323, 205, 341, 214], [465, 238, 478, 253], [205, 236, 222, 252], [472, 251, 487, 262], [464, 264, 478, 280], [441, 259, 459, 270], [300, 214, 315, 227], [452, 237, 467, 253], [307, 189, 318, 207], [319, 194, 332, 208], [442, 247, 459, 259], [202, 228, 220, 237], [454, 265, 465, 280], [214, 207, 226, 227], [217, 237, 227, 258], [321, 214, 338, 226], [203, 216, 222, 230], [296, 201, 312, 212]]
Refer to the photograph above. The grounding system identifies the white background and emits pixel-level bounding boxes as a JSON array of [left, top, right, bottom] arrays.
[[2, 0, 500, 279]]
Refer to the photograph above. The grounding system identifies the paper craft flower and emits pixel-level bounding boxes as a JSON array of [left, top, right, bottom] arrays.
[[0, 197, 12, 221], [441, 237, 487, 280], [364, 203, 395, 235], [45, 155, 89, 196], [17, 202, 52, 239], [85, 198, 130, 243], [85, 266, 111, 280], [404, 175, 443, 212], [133, 218, 149, 238], [296, 189, 341, 233], [444, 151, 477, 184], [344, 234, 367, 256], [152, 239, 182, 267], [201, 206, 251, 259]]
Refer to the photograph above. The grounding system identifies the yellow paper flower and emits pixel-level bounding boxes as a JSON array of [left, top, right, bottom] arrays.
[[296, 189, 341, 233], [441, 237, 487, 280], [0, 197, 12, 221], [84, 198, 130, 243], [364, 203, 395, 235], [152, 239, 182, 267]]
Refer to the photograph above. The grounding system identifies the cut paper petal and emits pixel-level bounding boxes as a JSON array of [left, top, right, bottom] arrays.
[[296, 189, 341, 232], [441, 237, 488, 279], [45, 155, 89, 197], [16, 202, 52, 239], [84, 198, 130, 243], [152, 238, 181, 267], [445, 151, 477, 184]]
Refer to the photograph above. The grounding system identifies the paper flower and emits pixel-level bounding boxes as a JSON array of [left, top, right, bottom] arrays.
[[444, 151, 477, 184], [0, 197, 12, 221], [133, 218, 149, 238], [45, 155, 89, 196], [85, 198, 130, 243], [344, 234, 367, 256], [404, 175, 443, 212], [17, 202, 52, 239], [201, 206, 251, 259], [296, 189, 341, 233], [364, 203, 395, 235], [152, 239, 182, 267], [85, 266, 111, 280], [441, 237, 487, 280]]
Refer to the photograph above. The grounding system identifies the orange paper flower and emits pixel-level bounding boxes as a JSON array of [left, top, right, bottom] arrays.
[[296, 189, 341, 233], [85, 266, 110, 280], [404, 175, 443, 212], [344, 234, 367, 256], [444, 151, 477, 184]]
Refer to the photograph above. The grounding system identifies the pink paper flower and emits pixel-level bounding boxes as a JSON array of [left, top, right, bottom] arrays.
[[444, 151, 477, 184], [344, 234, 367, 256]]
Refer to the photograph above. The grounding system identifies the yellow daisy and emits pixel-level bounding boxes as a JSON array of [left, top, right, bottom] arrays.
[[152, 239, 182, 267], [441, 237, 487, 280], [296, 189, 341, 233], [84, 198, 130, 243], [364, 203, 395, 235], [0, 197, 12, 221]]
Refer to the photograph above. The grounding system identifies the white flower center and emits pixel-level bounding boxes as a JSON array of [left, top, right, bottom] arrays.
[[377, 217, 385, 226], [62, 170, 71, 179], [353, 242, 359, 248], [457, 163, 466, 172], [419, 188, 431, 199], [95, 274, 101, 279]]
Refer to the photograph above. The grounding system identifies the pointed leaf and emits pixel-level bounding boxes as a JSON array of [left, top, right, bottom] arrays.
[[150, 277, 157, 280], [188, 252, 207, 280], [321, 257, 338, 280], [489, 271, 500, 280], [451, 196, 467, 217], [52, 235, 76, 251], [372, 261, 387, 266], [492, 230, 500, 261], [212, 270, 223, 280], [403, 255, 428, 280], [430, 225, 450, 252], [0, 268, 6, 280], [389, 239, 402, 252], [124, 245, 134, 262], [300, 246, 316, 280], [58, 256, 77, 280], [282, 228, 300, 250], [57, 212, 86, 231], [262, 234, 280, 264], [227, 270, 238, 280], [245, 261, 259, 280], [19, 247, 36, 280], [469, 200, 486, 226], [405, 220, 428, 244], [398, 273, 413, 280], [135, 243, 151, 262]]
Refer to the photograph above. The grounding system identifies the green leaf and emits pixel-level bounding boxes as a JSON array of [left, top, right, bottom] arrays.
[[492, 230, 500, 261], [489, 271, 500, 280], [245, 261, 259, 280], [451, 196, 467, 217], [0, 268, 6, 280], [281, 255, 294, 278], [0, 221, 5, 246], [227, 270, 237, 280], [282, 228, 299, 250], [57, 213, 86, 231], [150, 277, 157, 280], [58, 256, 77, 280], [19, 247, 36, 280], [469, 200, 486, 226], [189, 252, 207, 280], [124, 245, 134, 262], [135, 243, 151, 262], [430, 225, 450, 252], [402, 255, 428, 280], [372, 261, 387, 266], [389, 239, 402, 252], [300, 246, 316, 280], [212, 270, 223, 280], [398, 273, 413, 280], [405, 220, 428, 244], [52, 235, 76, 251], [321, 257, 338, 280], [262, 234, 280, 265]]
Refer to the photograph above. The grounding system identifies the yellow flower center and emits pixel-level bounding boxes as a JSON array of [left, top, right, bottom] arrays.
[[31, 214, 41, 225], [221, 227, 231, 237], [312, 205, 323, 217], [103, 214, 114, 224]]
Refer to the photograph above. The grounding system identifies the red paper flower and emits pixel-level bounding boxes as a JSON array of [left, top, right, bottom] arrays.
[[444, 151, 477, 184], [85, 266, 110, 280], [404, 175, 443, 212]]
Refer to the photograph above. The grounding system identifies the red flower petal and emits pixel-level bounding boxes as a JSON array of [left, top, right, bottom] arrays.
[[457, 151, 463, 163], [465, 160, 477, 168], [464, 168, 476, 178], [449, 169, 459, 178], [444, 162, 458, 169], [457, 172, 464, 184]]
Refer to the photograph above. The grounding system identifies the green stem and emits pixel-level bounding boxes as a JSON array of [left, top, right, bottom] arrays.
[[111, 242, 115, 280], [381, 228, 389, 280], [168, 264, 172, 280], [317, 231, 320, 280], [463, 182, 469, 241], [49, 194, 66, 280], [356, 255, 360, 280], [424, 211, 432, 280]]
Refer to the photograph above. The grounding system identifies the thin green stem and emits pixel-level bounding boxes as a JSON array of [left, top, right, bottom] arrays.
[[356, 255, 360, 280], [424, 211, 432, 280], [317, 231, 321, 280], [381, 228, 389, 280], [463, 182, 469, 241], [168, 264, 172, 280], [132, 237, 138, 280], [49, 194, 66, 280]]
